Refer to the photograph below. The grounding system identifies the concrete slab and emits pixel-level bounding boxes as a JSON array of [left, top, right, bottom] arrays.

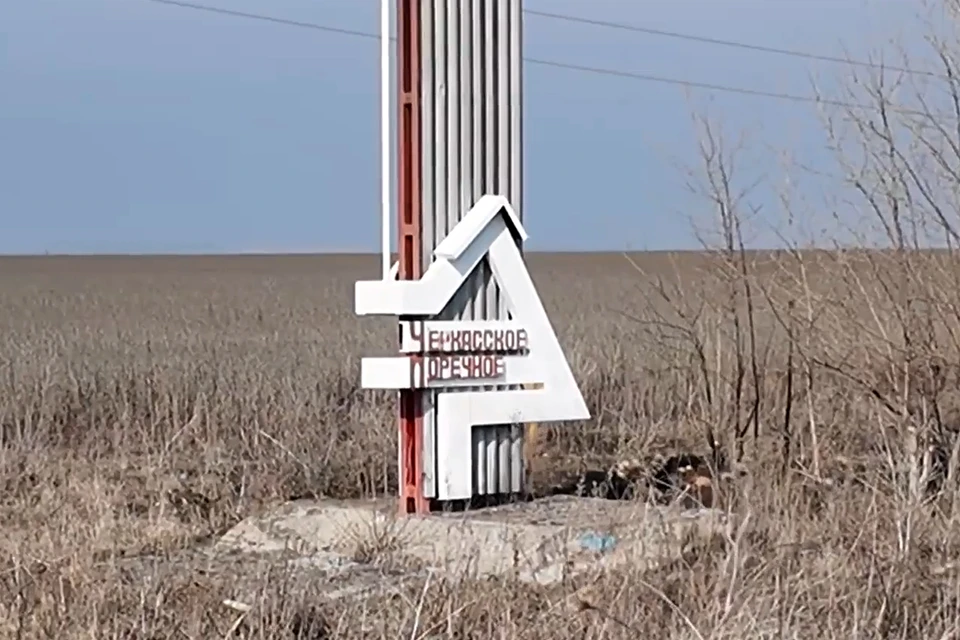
[[217, 496, 731, 599]]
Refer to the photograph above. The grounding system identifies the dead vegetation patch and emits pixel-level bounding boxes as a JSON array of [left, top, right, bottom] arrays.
[[5, 247, 960, 638]]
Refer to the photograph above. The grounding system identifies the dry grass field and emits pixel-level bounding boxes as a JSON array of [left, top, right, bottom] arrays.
[[4, 250, 960, 638]]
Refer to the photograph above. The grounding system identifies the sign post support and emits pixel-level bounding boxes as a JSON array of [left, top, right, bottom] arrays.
[[371, 0, 583, 515], [395, 0, 428, 516]]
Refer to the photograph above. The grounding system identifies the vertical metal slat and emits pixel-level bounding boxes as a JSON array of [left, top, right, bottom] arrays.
[[418, 0, 437, 499], [508, 0, 525, 493]]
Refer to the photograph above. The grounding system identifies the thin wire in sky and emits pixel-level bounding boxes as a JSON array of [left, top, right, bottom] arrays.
[[523, 8, 941, 79], [146, 0, 933, 116]]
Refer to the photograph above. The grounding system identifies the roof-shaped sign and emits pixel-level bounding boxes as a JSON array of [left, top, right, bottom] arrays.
[[354, 195, 589, 500]]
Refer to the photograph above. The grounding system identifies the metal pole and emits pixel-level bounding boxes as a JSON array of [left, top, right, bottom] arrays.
[[396, 0, 428, 515], [380, 0, 391, 280]]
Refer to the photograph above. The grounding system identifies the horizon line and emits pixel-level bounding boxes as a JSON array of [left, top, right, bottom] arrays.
[[0, 247, 936, 258], [0, 248, 737, 258]]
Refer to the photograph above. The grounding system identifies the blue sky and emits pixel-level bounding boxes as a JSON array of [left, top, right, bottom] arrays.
[[0, 0, 926, 254]]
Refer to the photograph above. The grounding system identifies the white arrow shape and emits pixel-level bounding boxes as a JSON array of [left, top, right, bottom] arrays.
[[355, 194, 527, 317], [354, 193, 589, 502], [433, 220, 588, 499]]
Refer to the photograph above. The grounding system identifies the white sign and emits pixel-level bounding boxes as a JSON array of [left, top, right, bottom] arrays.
[[371, 319, 530, 390], [355, 195, 589, 500], [400, 319, 529, 355]]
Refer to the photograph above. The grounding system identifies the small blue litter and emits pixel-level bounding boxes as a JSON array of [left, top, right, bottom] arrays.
[[578, 532, 617, 553]]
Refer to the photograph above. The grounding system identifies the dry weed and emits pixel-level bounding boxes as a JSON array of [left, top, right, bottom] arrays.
[[2, 249, 960, 638]]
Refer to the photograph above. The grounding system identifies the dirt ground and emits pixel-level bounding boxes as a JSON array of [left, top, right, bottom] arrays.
[[3, 251, 960, 639]]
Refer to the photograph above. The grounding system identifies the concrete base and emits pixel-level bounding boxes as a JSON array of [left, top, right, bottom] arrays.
[[217, 496, 730, 600]]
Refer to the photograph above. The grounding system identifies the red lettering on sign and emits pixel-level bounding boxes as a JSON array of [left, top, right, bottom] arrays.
[[409, 321, 423, 342], [416, 326, 530, 354], [425, 354, 506, 382], [517, 329, 528, 350], [408, 356, 424, 388]]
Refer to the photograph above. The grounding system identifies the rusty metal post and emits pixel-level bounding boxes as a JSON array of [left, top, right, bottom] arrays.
[[396, 0, 428, 515]]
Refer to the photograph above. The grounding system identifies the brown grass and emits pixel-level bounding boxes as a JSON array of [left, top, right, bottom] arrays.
[[3, 251, 960, 639]]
